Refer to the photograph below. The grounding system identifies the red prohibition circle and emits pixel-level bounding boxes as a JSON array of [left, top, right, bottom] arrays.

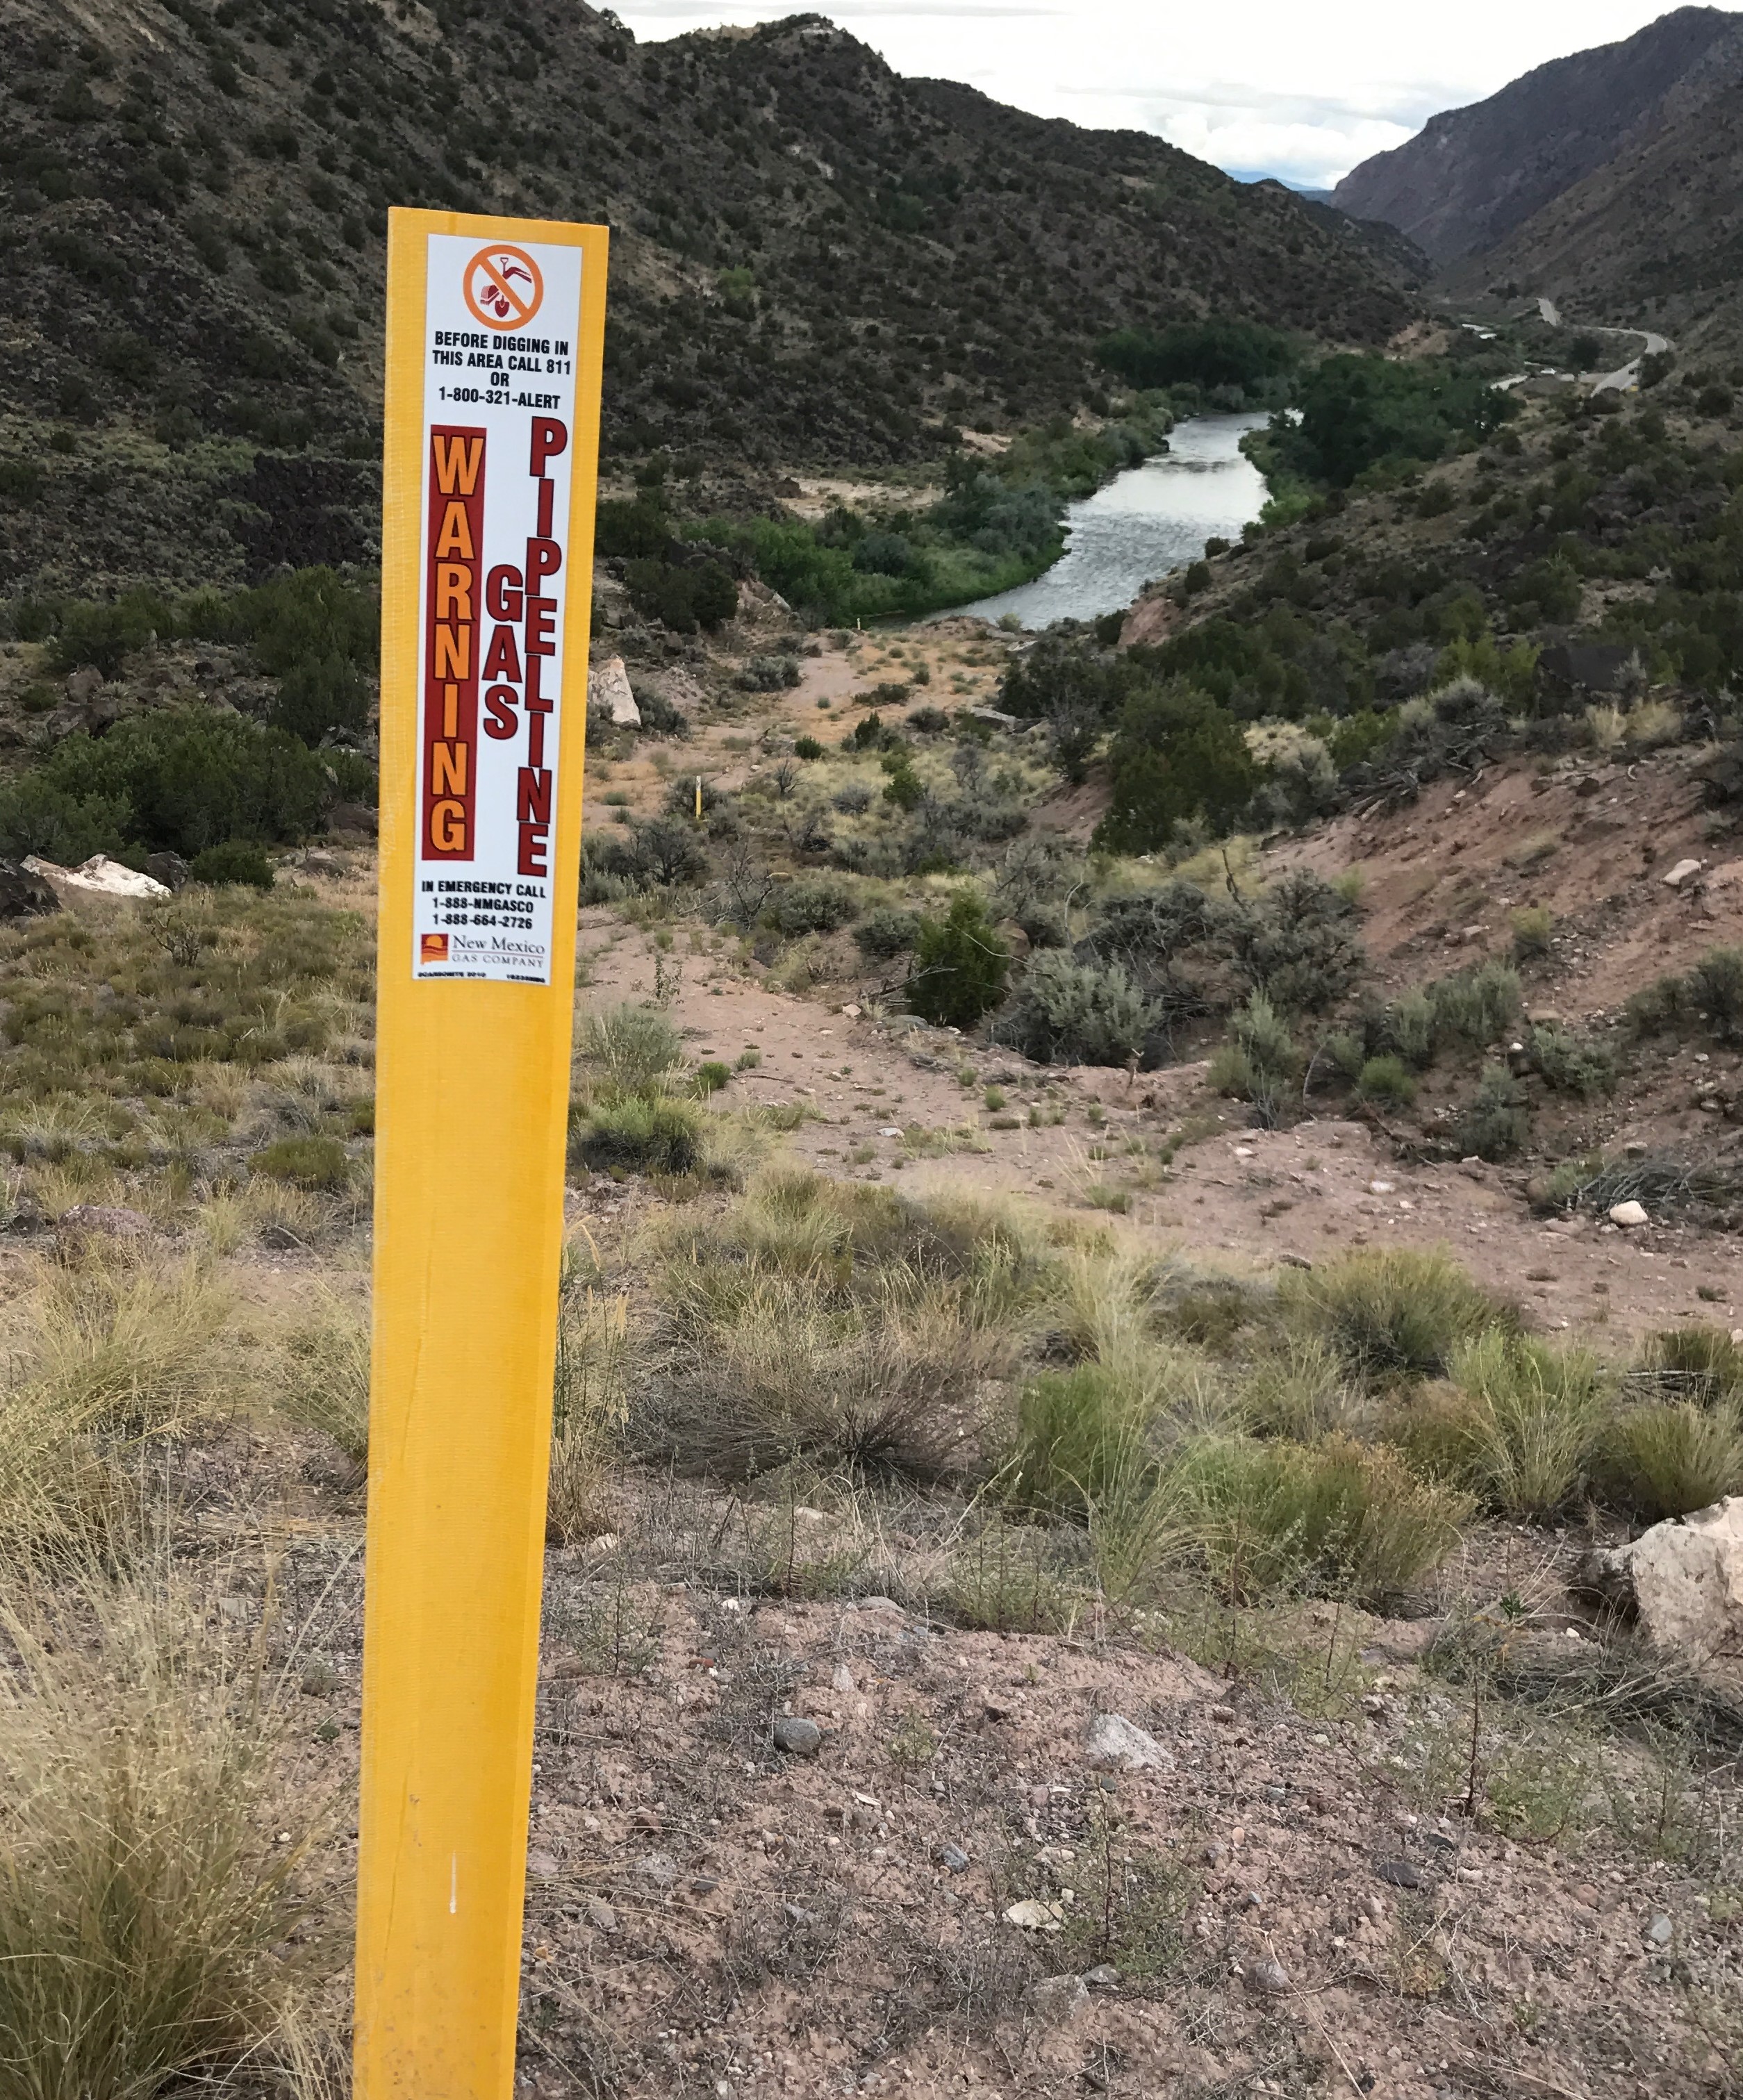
[[463, 244, 545, 332]]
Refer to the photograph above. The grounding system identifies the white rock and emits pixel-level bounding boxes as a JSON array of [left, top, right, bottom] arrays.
[[1663, 858, 1703, 888], [1003, 1898, 1067, 1932], [1084, 1712, 1173, 1773], [24, 854, 171, 900], [1369, 1180, 1395, 1195], [588, 654, 641, 727], [1589, 1496, 1743, 1662], [1608, 1200, 1649, 1227], [831, 1661, 855, 1694]]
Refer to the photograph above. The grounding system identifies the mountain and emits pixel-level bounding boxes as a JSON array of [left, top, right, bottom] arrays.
[[0, 1, 1414, 602], [1332, 7, 1743, 264], [1444, 43, 1743, 333]]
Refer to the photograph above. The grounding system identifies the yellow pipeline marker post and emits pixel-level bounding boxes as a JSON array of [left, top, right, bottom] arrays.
[[355, 208, 607, 2100]]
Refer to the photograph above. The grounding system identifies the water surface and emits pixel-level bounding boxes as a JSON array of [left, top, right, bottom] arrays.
[[955, 413, 1269, 630]]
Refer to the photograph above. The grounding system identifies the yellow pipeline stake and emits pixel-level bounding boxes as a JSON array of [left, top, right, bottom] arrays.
[[356, 208, 607, 2100]]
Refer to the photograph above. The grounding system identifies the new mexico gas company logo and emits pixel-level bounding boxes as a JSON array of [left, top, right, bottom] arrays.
[[463, 244, 544, 331]]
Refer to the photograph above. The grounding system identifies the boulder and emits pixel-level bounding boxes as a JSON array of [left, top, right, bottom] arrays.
[[1608, 1200, 1649, 1228], [589, 654, 640, 728], [0, 859, 60, 920], [328, 801, 379, 838], [24, 854, 170, 900], [1663, 858, 1704, 890], [1025, 1974, 1089, 2026], [772, 1715, 822, 1756], [144, 852, 190, 892], [1584, 1496, 1743, 1662]]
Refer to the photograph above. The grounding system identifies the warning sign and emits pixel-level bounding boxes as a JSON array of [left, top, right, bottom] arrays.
[[411, 231, 585, 984]]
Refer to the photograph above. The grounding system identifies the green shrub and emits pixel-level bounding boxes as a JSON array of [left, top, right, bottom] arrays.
[[907, 894, 1010, 1029], [793, 736, 825, 761], [0, 776, 129, 866], [1510, 906, 1553, 959], [624, 558, 736, 634], [190, 841, 273, 891], [1283, 1248, 1497, 1382], [1378, 989, 1432, 1068], [1688, 947, 1743, 1037], [249, 1134, 351, 1191], [572, 1095, 704, 1176], [1356, 1055, 1415, 1107], [693, 1060, 731, 1095], [770, 875, 859, 936], [1209, 991, 1297, 1125], [1429, 961, 1521, 1049], [0, 712, 331, 861], [1010, 1364, 1145, 1520], [995, 952, 1153, 1067], [578, 1004, 683, 1093], [1458, 1064, 1528, 1160], [854, 907, 922, 960], [1527, 1023, 1614, 1098], [1175, 1432, 1471, 1605]]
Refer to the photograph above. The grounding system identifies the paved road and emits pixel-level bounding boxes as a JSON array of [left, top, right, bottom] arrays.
[[1591, 326, 1671, 392]]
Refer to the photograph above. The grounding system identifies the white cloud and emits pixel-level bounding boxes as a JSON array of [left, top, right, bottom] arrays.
[[609, 1, 1740, 189]]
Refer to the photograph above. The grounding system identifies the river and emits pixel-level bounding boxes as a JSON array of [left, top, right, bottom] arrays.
[[955, 412, 1269, 630]]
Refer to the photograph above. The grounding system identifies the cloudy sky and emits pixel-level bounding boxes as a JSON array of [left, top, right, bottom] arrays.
[[608, 1, 1730, 190]]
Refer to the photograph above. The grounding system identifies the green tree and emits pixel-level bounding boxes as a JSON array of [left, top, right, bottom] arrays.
[[907, 893, 1010, 1028], [1094, 682, 1258, 854]]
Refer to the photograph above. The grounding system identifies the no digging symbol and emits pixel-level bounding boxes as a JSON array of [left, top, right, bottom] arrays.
[[463, 242, 544, 331]]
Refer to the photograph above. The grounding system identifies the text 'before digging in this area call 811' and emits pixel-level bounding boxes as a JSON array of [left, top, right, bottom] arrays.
[[413, 233, 584, 986]]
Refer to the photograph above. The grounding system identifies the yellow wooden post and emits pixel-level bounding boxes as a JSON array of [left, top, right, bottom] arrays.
[[355, 207, 607, 2100]]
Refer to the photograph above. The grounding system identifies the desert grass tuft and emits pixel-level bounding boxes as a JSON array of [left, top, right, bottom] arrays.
[[0, 1573, 336, 2100], [1280, 1247, 1501, 1382], [1398, 1330, 1610, 1518]]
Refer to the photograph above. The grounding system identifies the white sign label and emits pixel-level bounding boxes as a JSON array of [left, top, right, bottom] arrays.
[[411, 233, 584, 984]]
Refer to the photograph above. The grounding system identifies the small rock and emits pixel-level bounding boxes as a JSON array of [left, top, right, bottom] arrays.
[[1663, 858, 1703, 888], [635, 1852, 678, 1890], [1262, 1784, 1286, 1805], [57, 1203, 154, 1240], [1608, 1200, 1649, 1228], [1375, 1859, 1423, 1890], [301, 850, 346, 879], [1003, 1898, 1067, 1932], [782, 1901, 816, 1927], [839, 1002, 861, 1019], [1081, 1963, 1121, 1990], [831, 1661, 855, 1694], [527, 1850, 560, 1882], [689, 1875, 720, 1894], [1209, 1704, 1235, 1724], [1647, 1914, 1674, 1947], [1085, 1712, 1173, 1773], [936, 1842, 970, 1873], [773, 1716, 823, 1757], [1584, 1496, 1743, 1660], [1025, 1974, 1089, 2026], [857, 1595, 902, 1615], [1202, 1841, 1228, 1867], [632, 1808, 662, 1833], [1244, 1956, 1291, 1996], [584, 1897, 618, 1931]]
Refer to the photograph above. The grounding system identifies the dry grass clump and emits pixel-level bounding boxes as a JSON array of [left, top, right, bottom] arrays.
[[1601, 1399, 1743, 1521], [275, 1285, 371, 1466], [1396, 1330, 1612, 1518], [0, 1251, 238, 1560], [633, 1168, 1064, 1482], [547, 1255, 634, 1544], [0, 1573, 336, 2100]]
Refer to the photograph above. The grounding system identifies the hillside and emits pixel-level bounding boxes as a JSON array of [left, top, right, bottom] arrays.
[[1331, 6, 1743, 265], [0, 0, 1412, 602]]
